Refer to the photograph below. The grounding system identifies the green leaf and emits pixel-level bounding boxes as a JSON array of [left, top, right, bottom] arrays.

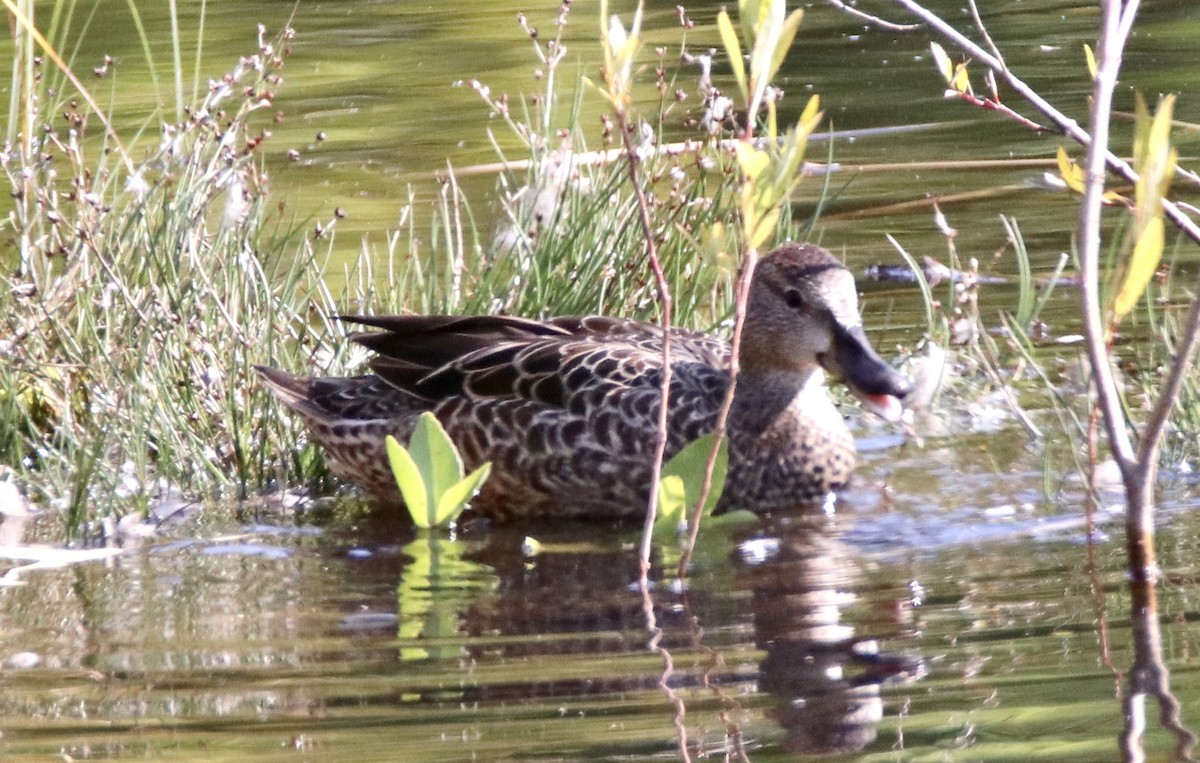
[[660, 433, 728, 520], [409, 412, 464, 512], [766, 9, 804, 85], [750, 207, 782, 249], [1056, 147, 1085, 194], [735, 142, 769, 180], [433, 462, 493, 527], [930, 42, 953, 85], [951, 63, 971, 95], [385, 435, 430, 528], [739, 0, 762, 48], [1113, 215, 1164, 323], [656, 474, 688, 526], [717, 9, 747, 102]]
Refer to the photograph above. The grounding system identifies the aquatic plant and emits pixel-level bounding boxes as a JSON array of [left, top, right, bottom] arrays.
[[384, 415, 491, 530], [655, 433, 728, 533]]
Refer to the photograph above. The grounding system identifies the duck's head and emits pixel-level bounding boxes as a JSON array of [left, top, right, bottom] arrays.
[[742, 243, 912, 420]]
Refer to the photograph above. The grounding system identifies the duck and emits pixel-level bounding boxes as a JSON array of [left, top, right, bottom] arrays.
[[257, 243, 911, 519]]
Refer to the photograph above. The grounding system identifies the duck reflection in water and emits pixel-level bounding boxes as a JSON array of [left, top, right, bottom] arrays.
[[409, 513, 923, 757], [737, 514, 924, 755]]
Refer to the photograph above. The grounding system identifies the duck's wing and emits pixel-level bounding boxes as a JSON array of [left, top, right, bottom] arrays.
[[340, 314, 729, 410]]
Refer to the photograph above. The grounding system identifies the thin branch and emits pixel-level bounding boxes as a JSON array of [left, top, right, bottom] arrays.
[[824, 0, 921, 31], [616, 121, 674, 575], [966, 0, 1005, 71], [677, 247, 758, 577], [879, 0, 1200, 248], [1078, 0, 1138, 471]]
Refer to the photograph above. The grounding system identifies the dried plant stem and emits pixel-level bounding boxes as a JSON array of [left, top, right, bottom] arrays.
[[874, 0, 1200, 245], [610, 121, 674, 574], [678, 247, 758, 577], [847, 0, 1200, 572], [3, 0, 134, 173]]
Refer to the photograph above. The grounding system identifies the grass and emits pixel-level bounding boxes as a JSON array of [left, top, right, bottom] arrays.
[[0, 7, 789, 539], [5, 2, 1192, 542]]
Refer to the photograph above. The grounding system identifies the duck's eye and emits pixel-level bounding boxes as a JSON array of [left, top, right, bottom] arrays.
[[783, 289, 805, 310]]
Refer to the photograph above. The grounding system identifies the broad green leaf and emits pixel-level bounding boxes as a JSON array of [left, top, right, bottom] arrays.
[[409, 412, 464, 512], [767, 9, 804, 85], [718, 9, 747, 101], [930, 42, 953, 84], [385, 435, 430, 527], [433, 462, 493, 527], [1113, 215, 1164, 323], [1084, 44, 1097, 79], [660, 433, 729, 519], [656, 475, 688, 525]]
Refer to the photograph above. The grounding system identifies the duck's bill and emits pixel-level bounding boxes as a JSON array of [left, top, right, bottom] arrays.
[[826, 323, 912, 422], [850, 387, 905, 422]]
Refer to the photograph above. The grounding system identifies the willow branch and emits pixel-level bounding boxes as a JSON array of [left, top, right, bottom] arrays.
[[1078, 0, 1138, 471]]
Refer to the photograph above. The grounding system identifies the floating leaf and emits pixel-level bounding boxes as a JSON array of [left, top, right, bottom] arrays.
[[1113, 215, 1164, 324]]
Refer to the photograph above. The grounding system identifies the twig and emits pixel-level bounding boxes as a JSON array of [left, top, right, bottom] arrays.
[[965, 0, 1005, 71], [1078, 0, 1143, 511], [949, 90, 1048, 132], [823, 0, 921, 31], [677, 247, 758, 577], [869, 0, 1200, 248], [615, 120, 674, 575]]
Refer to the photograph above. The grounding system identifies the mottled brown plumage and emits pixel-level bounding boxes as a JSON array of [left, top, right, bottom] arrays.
[[258, 243, 910, 519]]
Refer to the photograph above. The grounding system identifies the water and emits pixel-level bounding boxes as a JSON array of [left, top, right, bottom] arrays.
[[3, 0, 1200, 760]]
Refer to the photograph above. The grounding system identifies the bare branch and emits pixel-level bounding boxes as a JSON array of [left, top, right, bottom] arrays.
[[823, 0, 921, 32], [863, 0, 1200, 248], [966, 0, 1005, 71], [1078, 0, 1138, 471]]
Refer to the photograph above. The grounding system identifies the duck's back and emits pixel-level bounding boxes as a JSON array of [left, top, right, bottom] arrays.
[[263, 315, 733, 518]]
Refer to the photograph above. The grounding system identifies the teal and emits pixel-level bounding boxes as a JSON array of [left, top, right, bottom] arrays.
[[258, 243, 910, 519]]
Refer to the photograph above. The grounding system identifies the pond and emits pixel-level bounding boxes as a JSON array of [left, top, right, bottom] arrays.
[[2, 0, 1200, 760]]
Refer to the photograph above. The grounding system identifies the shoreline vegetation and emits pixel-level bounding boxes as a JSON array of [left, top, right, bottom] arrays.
[[0, 10, 783, 539], [0, 2, 1195, 552], [2, 1, 1199, 757]]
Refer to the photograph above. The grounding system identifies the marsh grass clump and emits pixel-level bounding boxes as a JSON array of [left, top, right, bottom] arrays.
[[0, 4, 816, 538], [0, 27, 344, 534]]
